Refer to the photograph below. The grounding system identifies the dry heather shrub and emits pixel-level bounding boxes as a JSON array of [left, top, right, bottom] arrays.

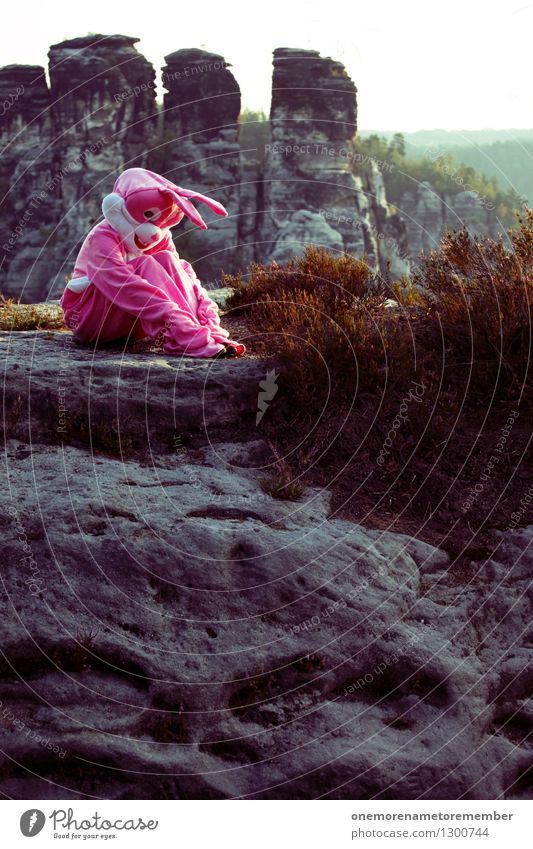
[[222, 221, 532, 478], [225, 245, 385, 316], [413, 210, 533, 399], [225, 247, 417, 411], [260, 468, 306, 501]]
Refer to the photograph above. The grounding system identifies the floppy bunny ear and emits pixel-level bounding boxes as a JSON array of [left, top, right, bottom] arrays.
[[162, 190, 208, 230], [175, 187, 228, 217], [162, 187, 228, 230]]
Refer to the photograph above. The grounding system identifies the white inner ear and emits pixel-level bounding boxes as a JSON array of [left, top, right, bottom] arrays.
[[102, 194, 165, 252], [102, 193, 139, 253]]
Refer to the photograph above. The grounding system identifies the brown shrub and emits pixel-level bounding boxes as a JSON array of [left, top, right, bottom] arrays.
[[223, 217, 532, 499], [225, 245, 385, 318], [414, 209, 533, 400], [225, 246, 423, 412], [260, 440, 306, 501]]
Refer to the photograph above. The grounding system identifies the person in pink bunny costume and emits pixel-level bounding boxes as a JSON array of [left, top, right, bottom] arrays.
[[60, 167, 246, 359]]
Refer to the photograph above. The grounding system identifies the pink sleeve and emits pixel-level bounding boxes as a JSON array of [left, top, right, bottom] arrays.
[[84, 230, 178, 324]]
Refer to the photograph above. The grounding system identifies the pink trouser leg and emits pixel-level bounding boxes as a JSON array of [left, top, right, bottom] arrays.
[[61, 286, 144, 344], [148, 250, 230, 345], [129, 253, 226, 356]]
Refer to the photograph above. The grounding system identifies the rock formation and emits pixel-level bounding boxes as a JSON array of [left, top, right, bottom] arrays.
[[0, 35, 156, 302], [398, 182, 501, 262], [259, 48, 409, 279], [0, 329, 531, 799], [157, 49, 242, 282], [0, 64, 56, 302]]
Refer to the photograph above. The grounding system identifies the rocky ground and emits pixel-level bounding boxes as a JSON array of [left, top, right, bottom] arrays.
[[0, 327, 531, 799]]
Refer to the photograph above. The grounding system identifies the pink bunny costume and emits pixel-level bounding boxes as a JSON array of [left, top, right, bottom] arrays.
[[60, 168, 243, 358]]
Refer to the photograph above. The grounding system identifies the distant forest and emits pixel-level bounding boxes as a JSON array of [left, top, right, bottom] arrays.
[[239, 111, 530, 226], [422, 140, 533, 207]]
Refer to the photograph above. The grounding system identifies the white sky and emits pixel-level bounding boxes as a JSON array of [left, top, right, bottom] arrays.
[[1, 0, 531, 131]]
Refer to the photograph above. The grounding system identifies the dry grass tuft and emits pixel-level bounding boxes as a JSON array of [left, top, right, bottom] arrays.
[[0, 297, 66, 331]]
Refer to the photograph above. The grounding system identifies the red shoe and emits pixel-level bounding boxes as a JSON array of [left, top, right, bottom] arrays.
[[225, 340, 246, 357], [213, 341, 247, 359]]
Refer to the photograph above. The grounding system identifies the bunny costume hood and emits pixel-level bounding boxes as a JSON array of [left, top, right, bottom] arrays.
[[101, 167, 228, 254]]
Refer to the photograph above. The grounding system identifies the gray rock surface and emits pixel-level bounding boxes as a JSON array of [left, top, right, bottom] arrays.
[[397, 182, 500, 265], [268, 211, 344, 264], [0, 64, 57, 302], [0, 330, 265, 450], [367, 162, 410, 279], [0, 331, 531, 800], [205, 286, 235, 308]]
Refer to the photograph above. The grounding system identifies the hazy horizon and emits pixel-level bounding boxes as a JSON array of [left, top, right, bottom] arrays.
[[359, 128, 533, 136], [1, 0, 531, 133]]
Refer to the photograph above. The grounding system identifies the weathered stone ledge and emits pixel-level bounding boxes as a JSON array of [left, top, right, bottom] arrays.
[[0, 330, 266, 453]]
